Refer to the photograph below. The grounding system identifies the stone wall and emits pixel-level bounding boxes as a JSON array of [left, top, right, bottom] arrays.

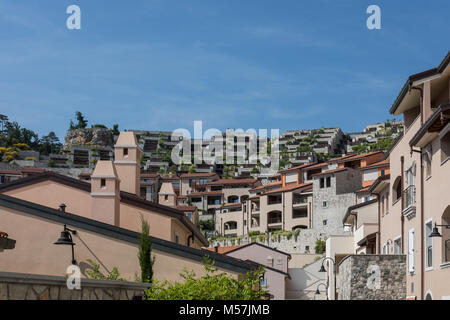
[[0, 272, 150, 300], [211, 229, 324, 254], [337, 255, 406, 300]]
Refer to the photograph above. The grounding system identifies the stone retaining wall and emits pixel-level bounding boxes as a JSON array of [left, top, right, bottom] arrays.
[[0, 272, 151, 300], [337, 254, 406, 300]]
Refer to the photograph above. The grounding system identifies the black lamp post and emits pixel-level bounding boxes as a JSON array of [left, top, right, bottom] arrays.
[[319, 257, 336, 300], [54, 224, 77, 265], [314, 282, 328, 300], [429, 223, 450, 238]]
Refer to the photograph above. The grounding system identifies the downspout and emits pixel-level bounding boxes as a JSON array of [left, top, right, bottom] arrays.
[[410, 144, 425, 300], [420, 148, 424, 300], [377, 194, 381, 254], [401, 156, 405, 253]]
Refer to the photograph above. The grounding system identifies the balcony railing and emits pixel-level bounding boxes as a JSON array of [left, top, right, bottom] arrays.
[[293, 197, 308, 205], [403, 185, 416, 208], [402, 185, 416, 219], [268, 217, 282, 224]]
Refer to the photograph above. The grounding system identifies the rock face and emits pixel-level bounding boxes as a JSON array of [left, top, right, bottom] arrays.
[[64, 128, 114, 149]]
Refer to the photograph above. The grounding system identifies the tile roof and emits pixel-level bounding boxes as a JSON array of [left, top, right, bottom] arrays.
[[311, 168, 348, 177], [329, 151, 384, 164], [175, 205, 197, 212], [205, 178, 258, 186], [205, 245, 244, 254], [180, 173, 218, 179], [360, 159, 390, 170], [262, 182, 312, 195]]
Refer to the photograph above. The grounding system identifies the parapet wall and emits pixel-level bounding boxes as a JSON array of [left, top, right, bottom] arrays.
[[0, 271, 150, 300]]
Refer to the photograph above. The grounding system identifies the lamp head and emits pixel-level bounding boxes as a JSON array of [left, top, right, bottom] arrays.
[[429, 224, 442, 238], [54, 229, 75, 246]]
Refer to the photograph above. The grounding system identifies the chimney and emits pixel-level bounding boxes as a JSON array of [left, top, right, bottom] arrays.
[[90, 161, 120, 226], [158, 182, 177, 207], [114, 131, 141, 196]]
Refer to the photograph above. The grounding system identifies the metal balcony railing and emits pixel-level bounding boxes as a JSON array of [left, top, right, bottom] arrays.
[[403, 185, 416, 209], [293, 197, 308, 205], [268, 217, 282, 224]]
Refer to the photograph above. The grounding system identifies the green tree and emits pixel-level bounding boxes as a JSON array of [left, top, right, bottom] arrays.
[[111, 124, 120, 135], [139, 215, 155, 283], [39, 131, 62, 155], [145, 256, 267, 300]]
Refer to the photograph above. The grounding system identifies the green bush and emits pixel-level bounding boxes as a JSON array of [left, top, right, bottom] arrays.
[[144, 256, 267, 300], [315, 239, 326, 254]]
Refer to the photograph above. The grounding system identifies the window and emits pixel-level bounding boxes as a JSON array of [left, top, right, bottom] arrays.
[[174, 232, 179, 244], [320, 178, 324, 188], [326, 176, 331, 188], [381, 169, 385, 176], [425, 221, 433, 269], [164, 194, 168, 201], [322, 201, 328, 208], [123, 148, 128, 156], [187, 213, 192, 220], [394, 237, 401, 254], [422, 145, 432, 178], [323, 219, 327, 226], [392, 176, 402, 203], [440, 125, 450, 162], [100, 179, 106, 188]]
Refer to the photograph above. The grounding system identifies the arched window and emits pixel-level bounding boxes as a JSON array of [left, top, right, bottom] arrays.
[[442, 206, 450, 263], [392, 176, 402, 204], [267, 211, 282, 224]]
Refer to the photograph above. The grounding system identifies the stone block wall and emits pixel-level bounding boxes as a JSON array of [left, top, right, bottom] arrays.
[[337, 254, 406, 300], [0, 271, 150, 300]]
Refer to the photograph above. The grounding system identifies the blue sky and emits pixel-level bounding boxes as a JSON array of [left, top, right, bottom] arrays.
[[0, 0, 449, 140]]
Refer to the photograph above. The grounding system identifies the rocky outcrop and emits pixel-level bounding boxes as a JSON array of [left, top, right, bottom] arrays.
[[64, 128, 114, 149]]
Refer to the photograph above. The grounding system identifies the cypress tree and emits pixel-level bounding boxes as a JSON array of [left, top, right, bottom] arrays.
[[138, 215, 154, 283]]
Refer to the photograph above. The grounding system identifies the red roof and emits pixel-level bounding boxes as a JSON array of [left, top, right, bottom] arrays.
[[206, 178, 258, 186], [360, 160, 390, 171], [311, 168, 348, 177], [262, 182, 312, 195], [180, 173, 218, 179], [188, 191, 222, 197], [205, 245, 244, 254], [329, 151, 384, 164], [175, 205, 197, 212], [0, 170, 22, 175], [141, 173, 160, 178]]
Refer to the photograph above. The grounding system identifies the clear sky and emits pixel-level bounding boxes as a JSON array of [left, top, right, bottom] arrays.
[[0, 0, 449, 140]]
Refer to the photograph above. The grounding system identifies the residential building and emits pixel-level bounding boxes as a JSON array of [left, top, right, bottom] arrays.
[[381, 51, 450, 300]]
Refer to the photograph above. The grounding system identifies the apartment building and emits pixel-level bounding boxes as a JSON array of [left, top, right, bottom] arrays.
[[218, 164, 315, 237], [380, 52, 450, 300]]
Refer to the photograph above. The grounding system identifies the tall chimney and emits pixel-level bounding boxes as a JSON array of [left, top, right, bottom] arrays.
[[114, 131, 141, 196], [90, 161, 120, 226]]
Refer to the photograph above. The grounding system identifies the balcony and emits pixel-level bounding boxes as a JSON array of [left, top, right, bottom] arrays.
[[402, 185, 416, 220]]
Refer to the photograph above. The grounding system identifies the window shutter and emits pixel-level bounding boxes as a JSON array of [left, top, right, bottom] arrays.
[[408, 229, 415, 273]]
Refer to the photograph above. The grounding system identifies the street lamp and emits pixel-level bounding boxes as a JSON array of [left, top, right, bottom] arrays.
[[54, 224, 77, 265], [319, 257, 336, 300], [429, 223, 450, 238], [314, 282, 328, 300]]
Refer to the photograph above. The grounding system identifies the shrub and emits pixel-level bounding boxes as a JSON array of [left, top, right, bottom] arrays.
[[85, 259, 126, 281], [315, 239, 326, 254], [144, 256, 267, 300]]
